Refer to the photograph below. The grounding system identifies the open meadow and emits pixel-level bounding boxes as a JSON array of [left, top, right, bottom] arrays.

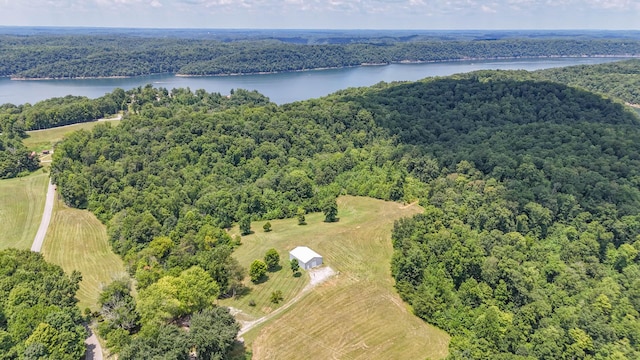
[[222, 195, 450, 360], [0, 171, 49, 249], [0, 119, 127, 311], [42, 197, 127, 311], [24, 117, 121, 152]]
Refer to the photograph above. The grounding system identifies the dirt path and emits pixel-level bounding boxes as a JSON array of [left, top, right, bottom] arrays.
[[30, 179, 55, 252], [234, 266, 336, 337]]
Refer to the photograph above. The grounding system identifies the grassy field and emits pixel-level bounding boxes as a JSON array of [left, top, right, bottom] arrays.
[[222, 196, 450, 360], [42, 197, 127, 311], [0, 171, 49, 250], [24, 118, 121, 152]]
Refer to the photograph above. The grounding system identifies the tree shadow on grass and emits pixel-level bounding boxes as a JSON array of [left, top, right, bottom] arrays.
[[225, 285, 251, 300], [268, 264, 283, 272], [252, 274, 269, 285], [229, 339, 249, 360], [293, 271, 302, 278]]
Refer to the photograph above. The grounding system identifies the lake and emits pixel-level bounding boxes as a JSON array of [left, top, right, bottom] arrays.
[[0, 57, 626, 106]]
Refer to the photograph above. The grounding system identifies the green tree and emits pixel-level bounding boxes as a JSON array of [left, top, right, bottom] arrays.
[[249, 260, 267, 283], [264, 248, 280, 271], [263, 221, 272, 232], [290, 259, 300, 274], [322, 197, 338, 223], [296, 207, 306, 225], [239, 215, 251, 236], [98, 279, 139, 334], [188, 307, 239, 360]]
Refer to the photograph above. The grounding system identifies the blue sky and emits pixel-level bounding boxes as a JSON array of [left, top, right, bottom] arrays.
[[0, 0, 638, 29]]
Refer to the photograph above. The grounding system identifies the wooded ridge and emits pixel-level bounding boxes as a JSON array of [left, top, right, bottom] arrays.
[[2, 35, 640, 78], [3, 59, 640, 358], [42, 60, 640, 358]]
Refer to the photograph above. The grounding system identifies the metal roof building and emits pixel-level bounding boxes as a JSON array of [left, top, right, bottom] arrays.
[[289, 246, 323, 270]]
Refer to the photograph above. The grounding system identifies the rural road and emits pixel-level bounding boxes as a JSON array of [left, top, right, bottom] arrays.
[[30, 179, 55, 252], [84, 326, 103, 360], [29, 179, 104, 359]]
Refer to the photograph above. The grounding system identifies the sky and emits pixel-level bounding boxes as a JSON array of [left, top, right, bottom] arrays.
[[0, 0, 638, 30]]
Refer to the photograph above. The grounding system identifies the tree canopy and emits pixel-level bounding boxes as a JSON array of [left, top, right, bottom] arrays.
[[45, 59, 640, 358], [0, 249, 86, 360]]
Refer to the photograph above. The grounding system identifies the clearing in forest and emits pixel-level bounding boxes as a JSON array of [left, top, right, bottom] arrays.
[[0, 171, 49, 250], [24, 117, 121, 152], [222, 195, 450, 360], [42, 197, 127, 312]]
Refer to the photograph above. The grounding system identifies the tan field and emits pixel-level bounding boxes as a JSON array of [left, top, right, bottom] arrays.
[[223, 195, 450, 360]]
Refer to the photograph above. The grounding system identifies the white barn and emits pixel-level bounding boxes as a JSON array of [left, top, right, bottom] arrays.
[[289, 246, 323, 270]]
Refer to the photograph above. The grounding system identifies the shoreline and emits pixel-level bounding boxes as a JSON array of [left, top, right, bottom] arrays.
[[8, 54, 640, 81]]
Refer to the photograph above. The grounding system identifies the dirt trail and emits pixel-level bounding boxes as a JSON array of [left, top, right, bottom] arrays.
[[234, 266, 336, 337]]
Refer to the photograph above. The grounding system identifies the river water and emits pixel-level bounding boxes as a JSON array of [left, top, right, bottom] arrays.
[[0, 57, 625, 106]]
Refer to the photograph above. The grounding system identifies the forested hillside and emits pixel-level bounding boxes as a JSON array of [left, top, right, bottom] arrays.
[[42, 64, 640, 358], [2, 34, 640, 78], [536, 59, 640, 105], [0, 249, 86, 359], [0, 109, 39, 178]]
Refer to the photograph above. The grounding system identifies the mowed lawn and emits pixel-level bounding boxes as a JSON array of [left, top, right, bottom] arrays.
[[0, 171, 49, 249], [24, 118, 121, 152], [225, 195, 450, 360], [42, 197, 126, 311]]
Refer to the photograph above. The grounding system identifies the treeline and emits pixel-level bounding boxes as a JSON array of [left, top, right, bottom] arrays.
[[0, 91, 125, 131], [0, 107, 39, 178], [50, 67, 640, 357], [535, 59, 640, 105], [2, 34, 640, 78], [0, 249, 86, 359]]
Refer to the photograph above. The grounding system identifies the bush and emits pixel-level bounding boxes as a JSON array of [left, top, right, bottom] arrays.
[[270, 290, 283, 304]]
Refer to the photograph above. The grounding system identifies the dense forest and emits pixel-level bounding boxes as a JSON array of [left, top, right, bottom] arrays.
[[1, 34, 640, 78], [0, 107, 39, 179], [0, 249, 86, 359], [46, 61, 640, 358]]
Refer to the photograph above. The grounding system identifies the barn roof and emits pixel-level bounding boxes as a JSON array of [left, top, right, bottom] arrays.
[[290, 246, 322, 263]]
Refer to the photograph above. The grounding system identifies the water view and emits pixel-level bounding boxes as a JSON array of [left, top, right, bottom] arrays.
[[0, 57, 625, 106]]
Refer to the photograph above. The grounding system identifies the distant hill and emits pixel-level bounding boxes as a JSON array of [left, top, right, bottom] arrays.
[[1, 29, 640, 78]]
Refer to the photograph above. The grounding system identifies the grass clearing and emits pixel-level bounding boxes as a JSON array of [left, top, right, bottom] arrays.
[[222, 195, 450, 360], [41, 193, 127, 311], [24, 118, 121, 152], [0, 171, 49, 250]]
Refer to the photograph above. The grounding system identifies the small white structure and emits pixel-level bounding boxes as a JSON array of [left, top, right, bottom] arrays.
[[289, 246, 323, 270]]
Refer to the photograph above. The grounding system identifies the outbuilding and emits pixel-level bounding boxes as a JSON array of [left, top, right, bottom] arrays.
[[289, 246, 323, 270]]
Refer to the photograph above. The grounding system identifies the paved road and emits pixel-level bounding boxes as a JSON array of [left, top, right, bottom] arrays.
[[31, 179, 55, 252], [84, 326, 103, 360], [30, 181, 104, 359]]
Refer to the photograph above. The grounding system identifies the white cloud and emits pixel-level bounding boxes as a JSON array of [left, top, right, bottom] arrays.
[[0, 0, 638, 28]]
